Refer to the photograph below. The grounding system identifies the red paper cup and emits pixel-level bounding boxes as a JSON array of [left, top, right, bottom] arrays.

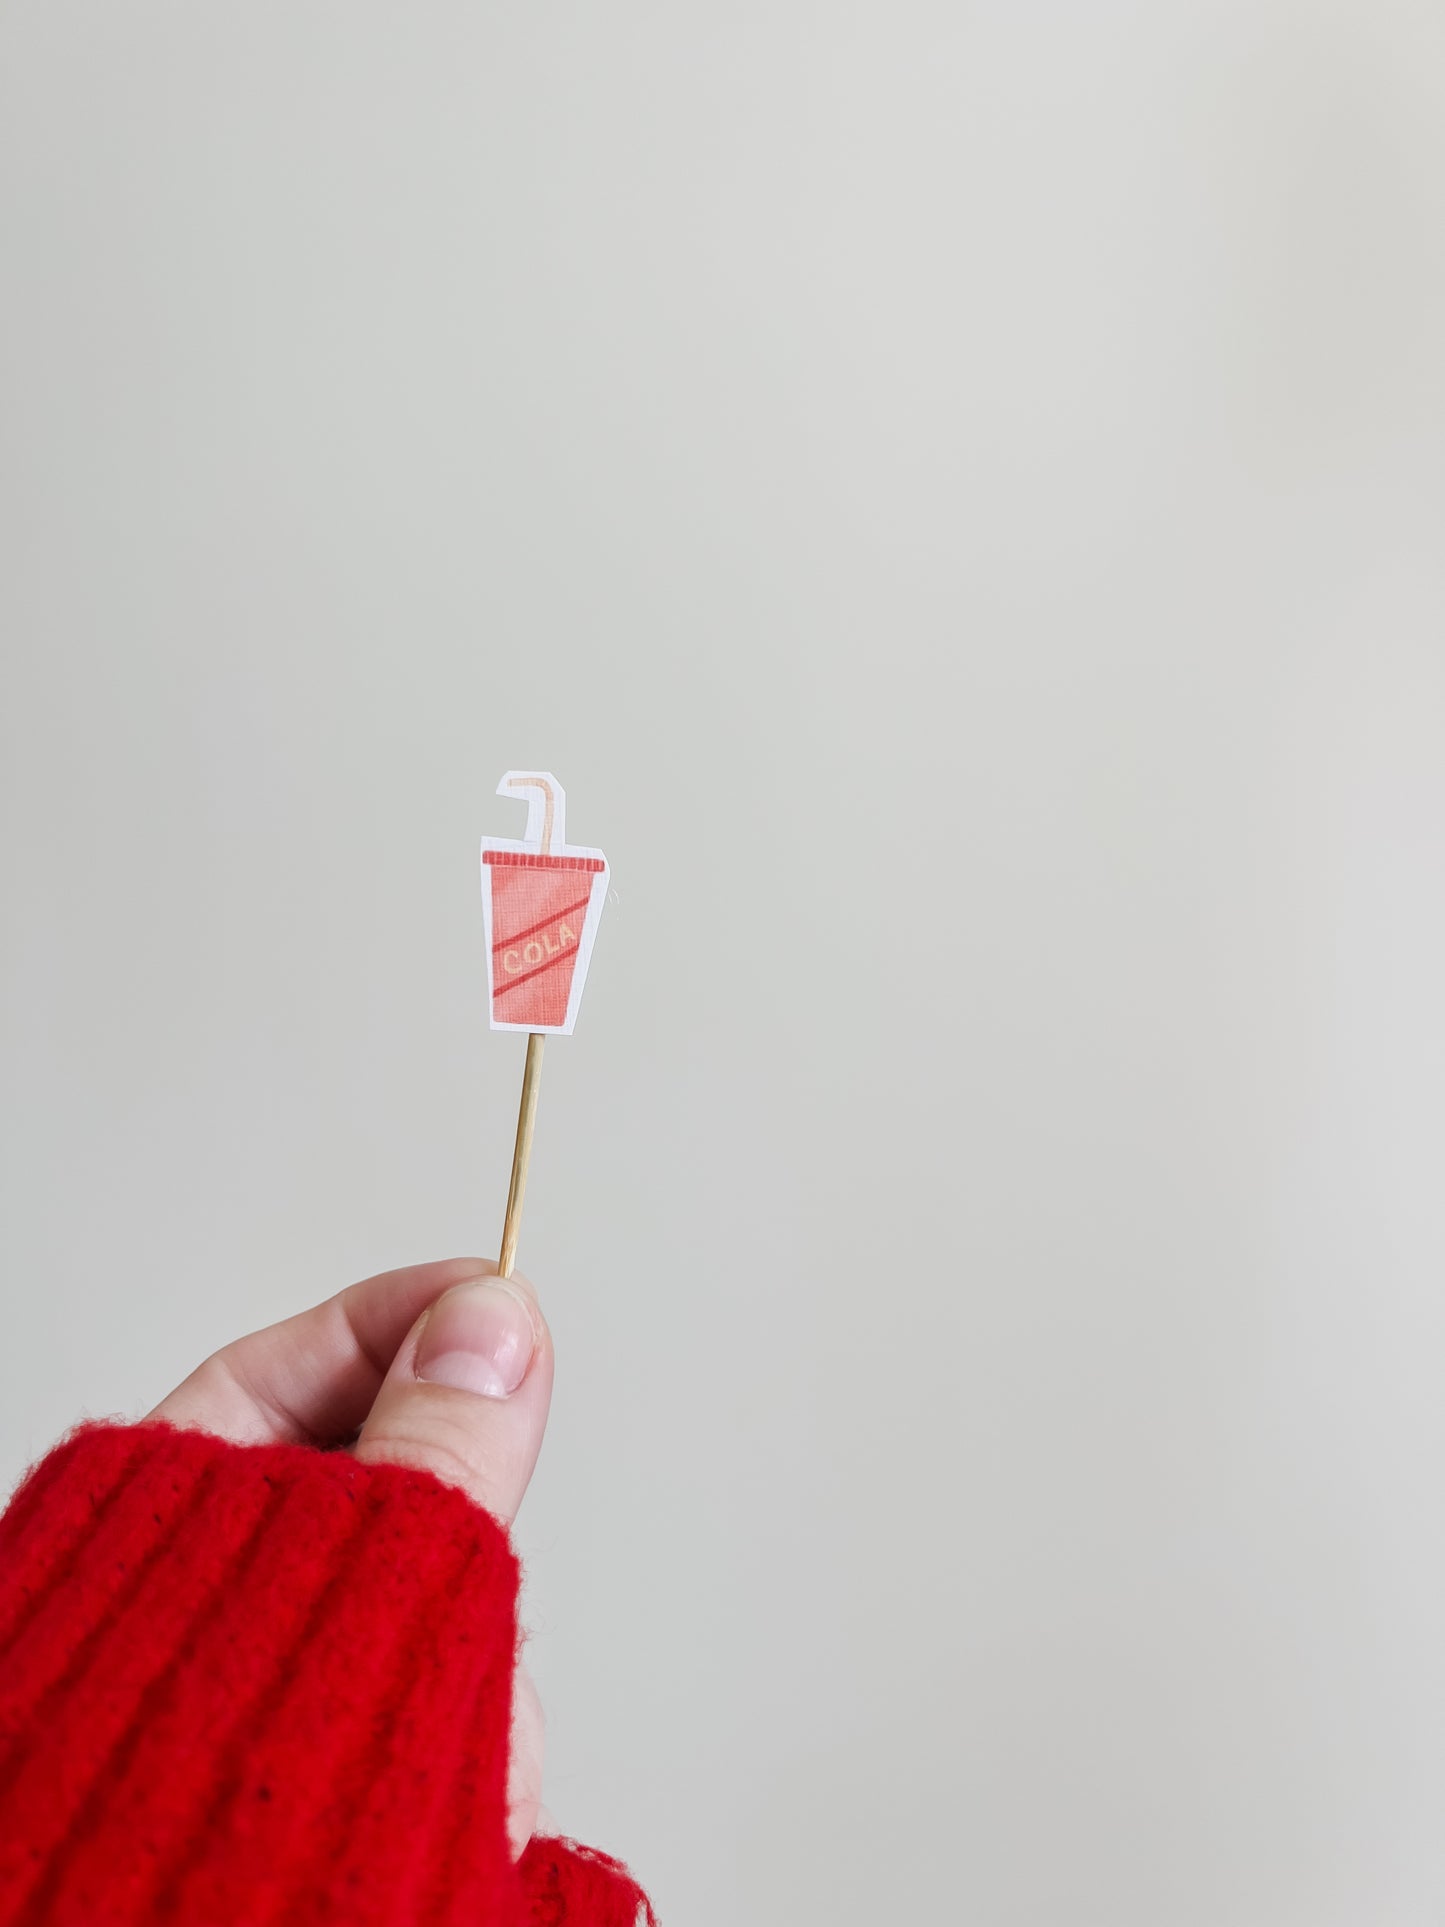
[[483, 849, 606, 1030]]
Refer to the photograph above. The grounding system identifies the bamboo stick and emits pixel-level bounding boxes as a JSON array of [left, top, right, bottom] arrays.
[[498, 1031, 545, 1279]]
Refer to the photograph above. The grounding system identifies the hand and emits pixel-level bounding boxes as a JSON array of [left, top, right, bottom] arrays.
[[148, 1259, 554, 1859]]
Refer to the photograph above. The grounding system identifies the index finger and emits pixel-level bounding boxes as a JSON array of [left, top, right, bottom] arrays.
[[148, 1258, 497, 1446]]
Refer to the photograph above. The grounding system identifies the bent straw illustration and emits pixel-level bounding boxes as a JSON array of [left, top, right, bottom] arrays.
[[480, 771, 609, 1277]]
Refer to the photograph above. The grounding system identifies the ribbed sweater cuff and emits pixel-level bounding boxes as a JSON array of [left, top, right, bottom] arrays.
[[0, 1419, 656, 1927]]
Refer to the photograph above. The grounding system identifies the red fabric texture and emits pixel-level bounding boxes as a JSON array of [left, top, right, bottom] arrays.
[[517, 1838, 658, 1927], [0, 1421, 656, 1926]]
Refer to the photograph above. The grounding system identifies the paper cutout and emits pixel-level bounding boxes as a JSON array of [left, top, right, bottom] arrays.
[[480, 771, 609, 1035]]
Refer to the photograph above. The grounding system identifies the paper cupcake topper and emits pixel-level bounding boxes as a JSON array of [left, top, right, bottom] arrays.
[[481, 771, 609, 1277], [480, 771, 609, 1034]]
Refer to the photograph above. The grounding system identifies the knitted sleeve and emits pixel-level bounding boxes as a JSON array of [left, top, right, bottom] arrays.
[[0, 1420, 656, 1927]]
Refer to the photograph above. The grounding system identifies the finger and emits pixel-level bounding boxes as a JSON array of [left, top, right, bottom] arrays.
[[352, 1270, 553, 1525], [148, 1258, 494, 1446], [508, 1662, 545, 1859]]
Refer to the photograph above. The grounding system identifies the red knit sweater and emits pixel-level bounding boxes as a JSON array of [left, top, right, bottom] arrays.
[[0, 1420, 657, 1926]]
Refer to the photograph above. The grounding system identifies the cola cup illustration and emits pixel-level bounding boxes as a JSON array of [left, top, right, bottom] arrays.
[[480, 771, 609, 1034]]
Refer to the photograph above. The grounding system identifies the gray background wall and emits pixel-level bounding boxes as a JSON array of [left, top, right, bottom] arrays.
[[3, 4, 1444, 1922]]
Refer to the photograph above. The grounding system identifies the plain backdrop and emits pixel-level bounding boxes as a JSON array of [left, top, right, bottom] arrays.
[[3, 4, 1444, 1922]]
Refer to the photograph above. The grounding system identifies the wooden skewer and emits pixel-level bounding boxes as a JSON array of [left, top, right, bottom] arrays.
[[498, 1031, 545, 1279]]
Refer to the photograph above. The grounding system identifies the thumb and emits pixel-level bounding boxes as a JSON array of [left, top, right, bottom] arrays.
[[354, 1267, 554, 1861], [353, 1266, 554, 1526]]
